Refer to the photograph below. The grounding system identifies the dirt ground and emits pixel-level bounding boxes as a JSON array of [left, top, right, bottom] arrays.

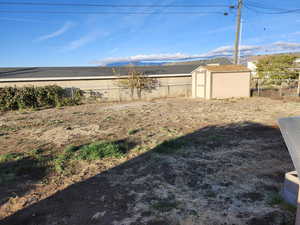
[[0, 97, 300, 225]]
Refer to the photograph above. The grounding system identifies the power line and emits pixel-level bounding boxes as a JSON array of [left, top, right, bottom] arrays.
[[0, 1, 231, 8], [0, 10, 227, 15], [244, 1, 300, 14], [0, 1, 233, 16], [245, 1, 285, 11], [245, 5, 300, 14], [246, 0, 300, 12]]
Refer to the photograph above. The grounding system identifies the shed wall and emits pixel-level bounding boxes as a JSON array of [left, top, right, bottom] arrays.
[[211, 72, 250, 99]]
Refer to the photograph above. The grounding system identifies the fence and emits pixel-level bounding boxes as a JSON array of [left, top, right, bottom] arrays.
[[0, 74, 192, 101], [83, 83, 192, 101], [251, 78, 300, 97]]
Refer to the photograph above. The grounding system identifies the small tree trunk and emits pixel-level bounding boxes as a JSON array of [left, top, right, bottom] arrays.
[[130, 87, 134, 100], [137, 88, 142, 99]]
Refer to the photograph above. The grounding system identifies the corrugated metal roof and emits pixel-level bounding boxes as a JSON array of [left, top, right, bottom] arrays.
[[0, 65, 199, 79]]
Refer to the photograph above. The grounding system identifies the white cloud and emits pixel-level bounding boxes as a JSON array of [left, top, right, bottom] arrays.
[[63, 31, 109, 51], [92, 53, 192, 66], [273, 41, 300, 47], [36, 21, 74, 41], [93, 41, 300, 65]]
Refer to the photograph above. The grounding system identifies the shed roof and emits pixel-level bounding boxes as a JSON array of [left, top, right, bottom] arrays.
[[0, 65, 199, 79], [202, 64, 251, 72]]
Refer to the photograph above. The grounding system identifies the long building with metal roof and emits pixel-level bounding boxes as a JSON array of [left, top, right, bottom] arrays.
[[0, 65, 200, 79]]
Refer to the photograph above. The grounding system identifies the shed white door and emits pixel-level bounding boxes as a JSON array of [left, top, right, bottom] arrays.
[[193, 71, 206, 98]]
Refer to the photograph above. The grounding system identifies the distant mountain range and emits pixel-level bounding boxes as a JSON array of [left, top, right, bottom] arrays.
[[164, 57, 232, 66], [106, 52, 300, 67], [107, 57, 232, 67], [239, 52, 300, 65], [106, 62, 164, 67]]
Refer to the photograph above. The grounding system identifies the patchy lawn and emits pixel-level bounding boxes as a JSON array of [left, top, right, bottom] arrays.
[[0, 97, 299, 225]]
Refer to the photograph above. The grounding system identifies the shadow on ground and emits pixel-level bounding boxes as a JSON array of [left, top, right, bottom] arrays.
[[0, 156, 48, 207], [0, 122, 295, 225], [0, 138, 137, 210]]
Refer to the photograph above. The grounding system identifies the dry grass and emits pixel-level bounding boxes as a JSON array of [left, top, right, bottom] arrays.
[[0, 97, 300, 225]]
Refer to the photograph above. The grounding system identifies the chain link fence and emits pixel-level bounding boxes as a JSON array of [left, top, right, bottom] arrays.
[[83, 83, 192, 101], [251, 78, 300, 97]]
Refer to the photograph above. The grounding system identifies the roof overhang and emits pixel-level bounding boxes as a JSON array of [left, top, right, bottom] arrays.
[[0, 73, 192, 83]]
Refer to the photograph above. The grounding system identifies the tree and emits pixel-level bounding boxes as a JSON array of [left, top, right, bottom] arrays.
[[256, 55, 298, 80], [113, 67, 157, 99]]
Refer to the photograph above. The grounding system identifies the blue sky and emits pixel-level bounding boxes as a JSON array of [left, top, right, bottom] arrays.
[[0, 0, 299, 67]]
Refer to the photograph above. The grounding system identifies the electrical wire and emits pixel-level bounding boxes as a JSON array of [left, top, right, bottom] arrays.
[[245, 6, 300, 14], [0, 10, 227, 15], [0, 1, 234, 16], [244, 0, 300, 14], [0, 1, 230, 8]]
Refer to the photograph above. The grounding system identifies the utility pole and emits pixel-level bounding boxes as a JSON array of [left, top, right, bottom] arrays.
[[297, 72, 300, 97], [234, 0, 243, 64]]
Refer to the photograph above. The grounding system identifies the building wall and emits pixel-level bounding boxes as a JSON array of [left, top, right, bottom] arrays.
[[192, 68, 251, 99], [247, 61, 257, 77], [211, 72, 251, 99], [205, 71, 212, 99], [0, 75, 192, 101]]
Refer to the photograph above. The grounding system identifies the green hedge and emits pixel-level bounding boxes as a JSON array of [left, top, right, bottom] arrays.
[[0, 85, 83, 111]]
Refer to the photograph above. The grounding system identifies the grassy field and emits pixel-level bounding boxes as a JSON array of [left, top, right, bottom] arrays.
[[0, 97, 300, 225]]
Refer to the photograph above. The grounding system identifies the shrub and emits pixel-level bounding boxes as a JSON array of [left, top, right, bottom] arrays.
[[113, 67, 157, 99], [256, 55, 298, 80], [53, 142, 124, 173], [128, 128, 141, 135], [36, 85, 65, 107], [0, 152, 24, 163], [0, 86, 18, 110], [53, 145, 79, 173], [64, 145, 79, 154], [151, 200, 179, 212], [0, 85, 83, 111], [75, 141, 124, 160], [53, 153, 68, 173], [154, 138, 185, 154]]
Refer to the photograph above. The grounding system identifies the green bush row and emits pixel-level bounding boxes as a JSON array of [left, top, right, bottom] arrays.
[[0, 85, 83, 110]]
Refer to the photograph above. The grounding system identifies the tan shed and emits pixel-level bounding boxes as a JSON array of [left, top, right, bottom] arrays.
[[192, 64, 251, 99]]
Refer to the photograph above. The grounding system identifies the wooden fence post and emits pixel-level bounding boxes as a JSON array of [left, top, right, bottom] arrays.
[[257, 80, 260, 96]]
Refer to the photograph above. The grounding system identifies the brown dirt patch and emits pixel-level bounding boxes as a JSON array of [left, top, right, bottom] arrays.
[[0, 97, 300, 225]]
